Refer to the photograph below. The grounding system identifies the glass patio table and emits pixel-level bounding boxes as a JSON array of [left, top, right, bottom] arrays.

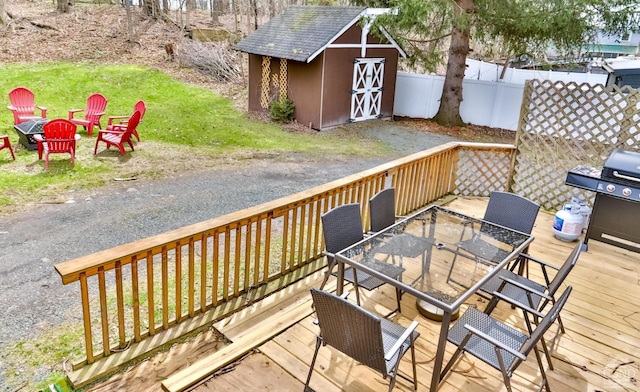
[[334, 204, 534, 391]]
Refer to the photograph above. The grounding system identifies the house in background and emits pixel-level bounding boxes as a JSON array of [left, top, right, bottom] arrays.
[[584, 31, 640, 59], [234, 5, 406, 130]]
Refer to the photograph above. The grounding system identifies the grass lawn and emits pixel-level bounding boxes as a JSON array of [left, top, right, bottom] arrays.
[[0, 63, 390, 214]]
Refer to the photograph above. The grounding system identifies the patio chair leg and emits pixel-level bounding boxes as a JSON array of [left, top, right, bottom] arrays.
[[318, 259, 337, 291], [533, 346, 552, 392], [304, 336, 322, 391]]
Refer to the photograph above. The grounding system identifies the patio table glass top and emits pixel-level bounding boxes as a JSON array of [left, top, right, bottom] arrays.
[[335, 204, 534, 391], [335, 205, 533, 311]]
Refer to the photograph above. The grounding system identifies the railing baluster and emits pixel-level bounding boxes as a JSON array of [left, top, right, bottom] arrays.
[[97, 267, 110, 356], [79, 272, 93, 363], [161, 246, 168, 329], [115, 261, 125, 349], [253, 219, 262, 286], [233, 226, 241, 296], [131, 257, 140, 342], [200, 233, 207, 313], [175, 244, 182, 322], [223, 227, 230, 300], [244, 221, 252, 291], [147, 251, 155, 335], [263, 216, 272, 282], [281, 210, 289, 274], [212, 231, 220, 306], [188, 237, 195, 317]]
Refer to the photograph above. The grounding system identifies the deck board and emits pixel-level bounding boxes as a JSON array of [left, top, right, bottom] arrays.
[[88, 196, 640, 391]]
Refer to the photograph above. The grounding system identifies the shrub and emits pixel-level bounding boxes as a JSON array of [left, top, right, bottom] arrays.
[[269, 98, 295, 123]]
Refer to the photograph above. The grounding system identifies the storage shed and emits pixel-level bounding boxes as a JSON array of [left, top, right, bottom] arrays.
[[234, 6, 406, 130]]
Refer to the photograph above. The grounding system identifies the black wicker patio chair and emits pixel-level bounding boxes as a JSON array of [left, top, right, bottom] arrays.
[[305, 289, 419, 392], [440, 286, 573, 392], [318, 203, 405, 314], [447, 191, 540, 285]]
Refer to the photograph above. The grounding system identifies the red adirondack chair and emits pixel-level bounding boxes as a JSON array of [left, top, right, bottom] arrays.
[[1, 135, 16, 160], [105, 100, 146, 142], [94, 110, 141, 156], [68, 93, 108, 137], [7, 87, 48, 125], [34, 119, 81, 168]]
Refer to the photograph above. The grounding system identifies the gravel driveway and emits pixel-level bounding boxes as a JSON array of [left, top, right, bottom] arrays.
[[0, 122, 457, 388]]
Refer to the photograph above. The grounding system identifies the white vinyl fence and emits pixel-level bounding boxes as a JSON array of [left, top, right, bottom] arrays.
[[393, 60, 609, 131]]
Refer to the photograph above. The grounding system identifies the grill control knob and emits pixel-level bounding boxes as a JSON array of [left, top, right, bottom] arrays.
[[623, 188, 632, 197], [606, 184, 615, 192]]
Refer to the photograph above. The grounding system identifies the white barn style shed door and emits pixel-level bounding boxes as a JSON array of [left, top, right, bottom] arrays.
[[350, 58, 385, 122]]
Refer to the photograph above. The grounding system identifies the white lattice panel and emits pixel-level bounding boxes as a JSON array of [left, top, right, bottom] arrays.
[[512, 80, 640, 211]]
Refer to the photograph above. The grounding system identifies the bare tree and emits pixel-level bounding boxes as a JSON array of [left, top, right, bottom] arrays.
[[211, 0, 223, 26], [0, 0, 8, 26], [185, 0, 191, 28], [57, 0, 70, 13], [143, 0, 160, 19], [124, 0, 134, 41]]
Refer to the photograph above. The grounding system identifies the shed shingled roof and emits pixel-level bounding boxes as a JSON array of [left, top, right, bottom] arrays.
[[234, 5, 368, 63]]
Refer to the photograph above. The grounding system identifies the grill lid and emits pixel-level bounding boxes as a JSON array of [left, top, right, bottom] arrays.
[[602, 149, 640, 185]]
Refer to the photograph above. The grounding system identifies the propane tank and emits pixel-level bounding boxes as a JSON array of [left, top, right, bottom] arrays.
[[553, 203, 584, 242], [574, 195, 591, 231]]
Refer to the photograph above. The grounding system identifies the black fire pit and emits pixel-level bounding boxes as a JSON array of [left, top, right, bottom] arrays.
[[13, 118, 49, 151]]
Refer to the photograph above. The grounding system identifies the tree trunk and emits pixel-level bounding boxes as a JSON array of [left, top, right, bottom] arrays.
[[433, 0, 474, 127], [124, 0, 134, 41], [210, 0, 222, 25], [252, 0, 258, 30], [143, 0, 160, 19], [57, 0, 70, 13], [0, 0, 8, 25], [185, 0, 191, 28]]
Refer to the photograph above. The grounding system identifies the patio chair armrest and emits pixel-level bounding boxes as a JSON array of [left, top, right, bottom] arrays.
[[384, 321, 419, 361], [463, 324, 527, 360], [33, 134, 44, 142], [8, 105, 16, 110], [36, 105, 47, 111], [498, 276, 551, 300], [322, 250, 334, 258], [95, 111, 106, 116], [98, 129, 125, 136], [74, 134, 81, 141], [107, 115, 130, 125], [518, 253, 559, 270], [68, 109, 83, 120], [491, 290, 546, 319]]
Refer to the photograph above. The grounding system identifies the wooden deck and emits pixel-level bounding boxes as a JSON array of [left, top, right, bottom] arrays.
[[87, 197, 640, 392]]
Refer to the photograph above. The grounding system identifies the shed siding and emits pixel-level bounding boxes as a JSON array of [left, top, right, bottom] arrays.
[[247, 54, 263, 112], [288, 56, 323, 129], [333, 23, 384, 45], [321, 47, 357, 128]]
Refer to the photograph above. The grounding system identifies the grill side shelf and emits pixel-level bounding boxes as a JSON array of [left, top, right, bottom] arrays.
[[565, 166, 601, 191]]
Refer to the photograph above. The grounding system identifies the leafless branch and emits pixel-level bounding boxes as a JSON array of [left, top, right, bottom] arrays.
[[175, 38, 242, 82]]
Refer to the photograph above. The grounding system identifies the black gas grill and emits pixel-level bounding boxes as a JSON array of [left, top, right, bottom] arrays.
[[565, 149, 640, 252]]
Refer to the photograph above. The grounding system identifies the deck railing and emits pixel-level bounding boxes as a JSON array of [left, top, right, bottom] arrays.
[[54, 142, 514, 371]]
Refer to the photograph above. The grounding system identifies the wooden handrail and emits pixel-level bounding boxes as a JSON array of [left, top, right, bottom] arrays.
[[54, 141, 516, 374]]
